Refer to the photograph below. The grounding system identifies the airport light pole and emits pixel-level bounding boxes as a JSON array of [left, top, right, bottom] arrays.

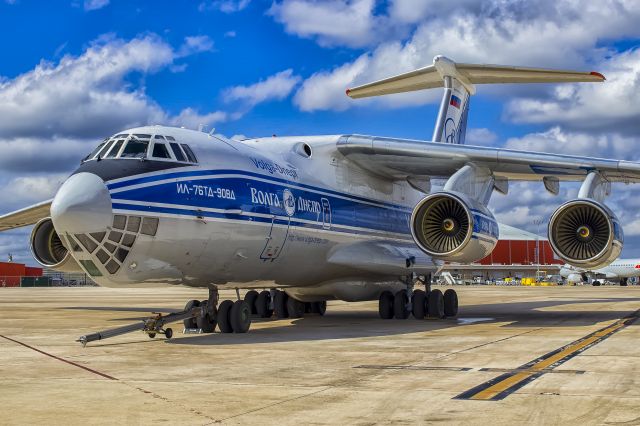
[[533, 219, 544, 281]]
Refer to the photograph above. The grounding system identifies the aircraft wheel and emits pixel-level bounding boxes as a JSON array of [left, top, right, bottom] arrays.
[[286, 297, 305, 318], [592, 280, 601, 286], [196, 300, 216, 333], [313, 301, 327, 316], [230, 300, 251, 333], [427, 289, 445, 319], [412, 290, 426, 319], [256, 290, 273, 318], [274, 290, 289, 319], [148, 333, 156, 339], [165, 328, 173, 339], [217, 300, 234, 333], [379, 291, 394, 319], [244, 290, 259, 314], [394, 290, 410, 319], [183, 299, 200, 329], [621, 278, 628, 287], [444, 289, 458, 317]]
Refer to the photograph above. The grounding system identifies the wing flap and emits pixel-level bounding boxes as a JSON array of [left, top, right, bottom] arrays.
[[0, 200, 52, 231]]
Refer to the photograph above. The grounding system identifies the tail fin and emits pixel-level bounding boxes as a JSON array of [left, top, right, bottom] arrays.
[[346, 55, 604, 144]]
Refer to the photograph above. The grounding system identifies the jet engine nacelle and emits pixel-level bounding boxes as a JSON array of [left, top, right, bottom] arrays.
[[548, 199, 623, 269], [410, 192, 499, 263], [30, 218, 83, 272]]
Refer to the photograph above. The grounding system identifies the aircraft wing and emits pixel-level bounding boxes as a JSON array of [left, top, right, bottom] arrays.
[[337, 135, 640, 183], [327, 240, 440, 275], [0, 200, 52, 231]]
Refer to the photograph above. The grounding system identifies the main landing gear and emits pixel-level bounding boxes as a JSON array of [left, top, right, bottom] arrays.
[[244, 289, 326, 320], [378, 276, 459, 320]]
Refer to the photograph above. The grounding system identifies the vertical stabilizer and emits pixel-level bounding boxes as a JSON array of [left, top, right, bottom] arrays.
[[432, 77, 470, 144]]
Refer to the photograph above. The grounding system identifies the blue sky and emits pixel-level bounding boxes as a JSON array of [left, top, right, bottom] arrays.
[[1, 0, 640, 265]]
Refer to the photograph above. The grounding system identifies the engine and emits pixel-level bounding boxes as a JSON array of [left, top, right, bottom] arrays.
[[30, 218, 82, 272], [548, 199, 623, 269], [410, 192, 499, 263]]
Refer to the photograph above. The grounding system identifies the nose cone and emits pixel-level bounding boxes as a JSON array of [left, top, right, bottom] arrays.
[[51, 172, 112, 234]]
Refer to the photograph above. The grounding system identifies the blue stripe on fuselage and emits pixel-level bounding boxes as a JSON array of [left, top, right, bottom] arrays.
[[107, 169, 410, 211], [111, 175, 412, 235]]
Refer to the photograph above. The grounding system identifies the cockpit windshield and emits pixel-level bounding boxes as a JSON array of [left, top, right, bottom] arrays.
[[82, 133, 198, 164], [120, 139, 149, 158]]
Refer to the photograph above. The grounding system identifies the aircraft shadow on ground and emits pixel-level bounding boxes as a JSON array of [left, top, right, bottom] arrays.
[[66, 296, 640, 347]]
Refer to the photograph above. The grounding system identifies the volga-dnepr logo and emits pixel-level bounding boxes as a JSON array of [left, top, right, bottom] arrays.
[[283, 189, 296, 216]]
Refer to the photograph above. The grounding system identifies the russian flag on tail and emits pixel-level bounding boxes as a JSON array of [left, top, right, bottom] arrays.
[[450, 94, 461, 109]]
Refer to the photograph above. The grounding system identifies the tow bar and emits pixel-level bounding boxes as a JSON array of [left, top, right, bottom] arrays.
[[76, 309, 194, 347]]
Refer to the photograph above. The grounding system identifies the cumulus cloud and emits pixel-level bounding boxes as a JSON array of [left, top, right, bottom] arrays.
[[290, 0, 640, 112], [83, 0, 109, 11], [268, 0, 384, 48], [466, 128, 497, 145], [223, 69, 301, 107], [505, 49, 640, 135], [504, 127, 640, 160], [198, 0, 250, 13]]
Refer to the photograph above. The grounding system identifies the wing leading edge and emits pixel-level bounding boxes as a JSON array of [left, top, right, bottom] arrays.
[[0, 200, 52, 232]]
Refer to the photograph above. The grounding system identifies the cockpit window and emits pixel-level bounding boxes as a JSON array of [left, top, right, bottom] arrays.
[[83, 140, 107, 162], [165, 136, 176, 141], [152, 142, 171, 159], [181, 144, 198, 163], [120, 139, 149, 158], [154, 135, 165, 140], [134, 134, 151, 139], [105, 140, 124, 158], [169, 143, 186, 162]]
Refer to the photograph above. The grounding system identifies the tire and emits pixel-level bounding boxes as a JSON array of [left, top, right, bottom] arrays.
[[197, 312, 216, 333], [230, 300, 251, 333], [427, 289, 445, 319], [183, 299, 200, 329], [379, 291, 394, 319], [394, 290, 410, 319], [412, 290, 426, 319], [443, 289, 459, 317], [592, 280, 601, 286], [621, 279, 628, 287], [148, 333, 156, 339], [313, 301, 327, 316], [286, 297, 305, 318], [244, 290, 259, 314], [274, 290, 289, 319], [217, 300, 234, 333], [256, 290, 273, 318], [165, 328, 173, 339]]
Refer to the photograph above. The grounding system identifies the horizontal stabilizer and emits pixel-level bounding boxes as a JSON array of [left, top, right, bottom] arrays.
[[346, 55, 605, 99]]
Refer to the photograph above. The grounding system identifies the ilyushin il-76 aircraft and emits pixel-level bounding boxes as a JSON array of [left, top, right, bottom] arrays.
[[0, 55, 633, 343]]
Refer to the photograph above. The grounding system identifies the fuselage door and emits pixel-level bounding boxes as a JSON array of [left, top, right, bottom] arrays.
[[321, 198, 331, 230], [260, 217, 290, 261]]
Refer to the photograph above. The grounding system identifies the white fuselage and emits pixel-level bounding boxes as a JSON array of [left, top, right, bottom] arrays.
[[51, 126, 434, 301], [560, 259, 640, 282]]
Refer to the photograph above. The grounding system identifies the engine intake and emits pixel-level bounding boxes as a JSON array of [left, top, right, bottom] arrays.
[[30, 218, 82, 272], [548, 199, 622, 269], [410, 192, 498, 263]]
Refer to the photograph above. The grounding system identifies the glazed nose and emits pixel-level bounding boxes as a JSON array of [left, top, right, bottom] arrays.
[[51, 172, 112, 234]]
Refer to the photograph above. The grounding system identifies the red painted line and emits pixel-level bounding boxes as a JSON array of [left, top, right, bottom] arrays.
[[0, 334, 117, 381]]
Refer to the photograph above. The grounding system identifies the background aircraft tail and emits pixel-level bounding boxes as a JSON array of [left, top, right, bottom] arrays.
[[346, 56, 604, 145]]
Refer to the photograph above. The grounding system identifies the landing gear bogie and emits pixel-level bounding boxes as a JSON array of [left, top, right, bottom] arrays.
[[378, 286, 457, 320]]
